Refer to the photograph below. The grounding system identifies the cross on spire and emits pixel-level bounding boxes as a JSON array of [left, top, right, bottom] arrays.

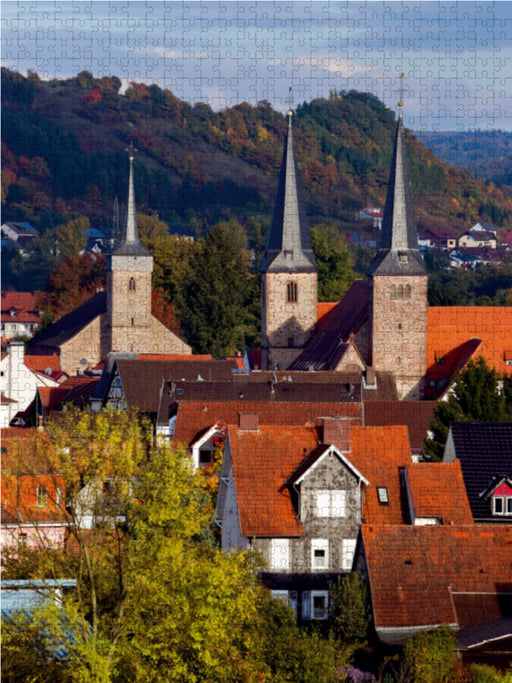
[[398, 73, 405, 119], [125, 141, 138, 162]]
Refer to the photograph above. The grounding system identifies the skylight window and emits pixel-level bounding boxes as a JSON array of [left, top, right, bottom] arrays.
[[377, 487, 389, 504]]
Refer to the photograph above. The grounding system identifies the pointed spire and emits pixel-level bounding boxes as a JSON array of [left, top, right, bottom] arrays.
[[262, 110, 317, 273], [113, 143, 151, 257], [368, 110, 426, 276]]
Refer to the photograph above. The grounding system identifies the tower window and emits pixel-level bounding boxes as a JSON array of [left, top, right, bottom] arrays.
[[131, 318, 134, 326], [129, 277, 136, 291], [287, 282, 298, 303], [390, 284, 412, 300]]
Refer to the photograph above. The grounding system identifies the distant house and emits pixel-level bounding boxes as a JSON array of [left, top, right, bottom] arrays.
[[356, 208, 383, 229], [458, 231, 497, 249], [1, 291, 43, 339], [471, 221, 497, 235], [0, 222, 39, 247], [443, 422, 512, 523]]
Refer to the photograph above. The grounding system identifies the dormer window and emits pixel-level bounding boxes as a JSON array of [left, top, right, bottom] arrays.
[[399, 253, 409, 263], [287, 282, 298, 303], [487, 478, 512, 516], [36, 486, 48, 507]]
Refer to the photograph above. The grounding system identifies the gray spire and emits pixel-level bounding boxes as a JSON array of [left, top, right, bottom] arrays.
[[369, 116, 426, 276], [113, 144, 152, 257], [262, 111, 317, 273]]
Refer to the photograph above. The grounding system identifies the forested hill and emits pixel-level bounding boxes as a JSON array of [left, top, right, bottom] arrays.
[[2, 67, 512, 241], [417, 130, 512, 188]]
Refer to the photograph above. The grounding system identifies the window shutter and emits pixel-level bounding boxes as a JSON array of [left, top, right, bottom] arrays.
[[302, 591, 311, 620]]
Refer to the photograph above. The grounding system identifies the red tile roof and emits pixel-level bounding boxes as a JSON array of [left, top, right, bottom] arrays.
[[427, 307, 512, 379], [228, 424, 320, 536], [349, 426, 412, 525], [362, 525, 512, 634], [1, 291, 42, 323], [363, 400, 437, 452], [137, 354, 212, 361], [172, 401, 363, 449], [405, 461, 474, 525], [24, 354, 61, 373]]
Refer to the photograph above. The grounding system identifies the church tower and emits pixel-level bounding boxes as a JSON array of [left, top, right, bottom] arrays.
[[104, 144, 154, 354], [261, 111, 318, 370], [368, 105, 428, 399]]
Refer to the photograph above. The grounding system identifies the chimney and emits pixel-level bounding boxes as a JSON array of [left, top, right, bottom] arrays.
[[321, 417, 352, 451], [238, 412, 259, 431]]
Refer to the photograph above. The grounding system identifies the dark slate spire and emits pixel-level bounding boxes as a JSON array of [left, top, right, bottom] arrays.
[[369, 110, 426, 276], [262, 111, 317, 273], [113, 143, 152, 257]]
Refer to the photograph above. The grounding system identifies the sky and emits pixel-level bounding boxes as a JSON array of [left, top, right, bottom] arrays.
[[2, 1, 511, 131]]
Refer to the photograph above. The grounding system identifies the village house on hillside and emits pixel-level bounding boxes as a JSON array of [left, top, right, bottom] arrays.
[[1, 291, 43, 339]]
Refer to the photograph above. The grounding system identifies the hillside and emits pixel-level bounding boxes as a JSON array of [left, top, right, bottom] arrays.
[[2, 68, 512, 245], [417, 129, 512, 189]]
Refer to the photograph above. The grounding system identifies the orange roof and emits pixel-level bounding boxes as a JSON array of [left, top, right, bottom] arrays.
[[349, 426, 411, 525], [405, 462, 474, 525], [427, 306, 512, 378], [24, 354, 61, 373], [317, 301, 341, 330], [362, 524, 512, 632], [137, 354, 211, 361], [228, 424, 320, 536], [172, 401, 362, 449], [1, 291, 42, 323]]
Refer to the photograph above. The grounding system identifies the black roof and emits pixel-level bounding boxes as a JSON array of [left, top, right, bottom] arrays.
[[27, 292, 107, 350], [446, 422, 512, 522]]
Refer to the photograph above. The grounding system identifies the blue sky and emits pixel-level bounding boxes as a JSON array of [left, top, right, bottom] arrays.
[[2, 1, 511, 131]]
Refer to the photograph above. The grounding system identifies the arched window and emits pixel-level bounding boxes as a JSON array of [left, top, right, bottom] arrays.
[[287, 282, 298, 303], [129, 277, 136, 291]]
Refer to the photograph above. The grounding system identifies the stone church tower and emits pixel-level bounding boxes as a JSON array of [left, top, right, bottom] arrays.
[[103, 144, 154, 354], [261, 112, 318, 370], [368, 108, 428, 399]]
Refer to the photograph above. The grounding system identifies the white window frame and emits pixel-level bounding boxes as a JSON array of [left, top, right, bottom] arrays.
[[315, 489, 346, 518], [310, 590, 329, 620], [271, 589, 298, 617], [271, 538, 290, 570], [493, 496, 504, 515], [36, 485, 48, 508], [311, 538, 329, 570], [342, 538, 357, 571]]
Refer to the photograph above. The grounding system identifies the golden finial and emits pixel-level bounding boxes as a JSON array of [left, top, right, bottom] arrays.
[[125, 141, 137, 162], [398, 73, 404, 119]]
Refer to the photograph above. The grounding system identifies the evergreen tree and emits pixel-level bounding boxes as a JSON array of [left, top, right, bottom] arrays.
[[424, 357, 512, 460]]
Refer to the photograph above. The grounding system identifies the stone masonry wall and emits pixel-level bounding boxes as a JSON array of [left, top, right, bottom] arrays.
[[370, 274, 428, 399], [262, 271, 317, 370]]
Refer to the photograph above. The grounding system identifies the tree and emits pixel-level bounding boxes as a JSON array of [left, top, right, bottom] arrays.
[[36, 253, 107, 326], [402, 625, 457, 683], [424, 357, 512, 460], [55, 217, 89, 258], [2, 410, 346, 682], [311, 225, 355, 302], [329, 572, 371, 644], [179, 220, 259, 356]]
